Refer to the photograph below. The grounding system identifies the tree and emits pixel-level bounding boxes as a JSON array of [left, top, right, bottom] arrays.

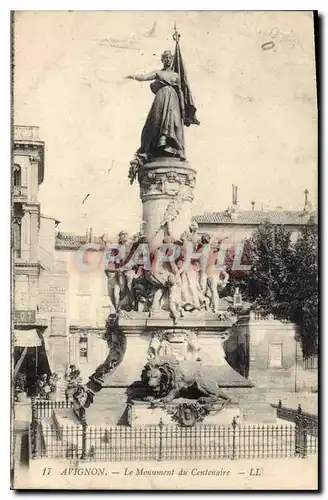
[[240, 220, 293, 311], [238, 219, 318, 358], [222, 241, 252, 297], [288, 220, 318, 358]]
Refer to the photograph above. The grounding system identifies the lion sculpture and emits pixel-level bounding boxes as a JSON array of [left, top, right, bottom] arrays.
[[141, 356, 232, 406]]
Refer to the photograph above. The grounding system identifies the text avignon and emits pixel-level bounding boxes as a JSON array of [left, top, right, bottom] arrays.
[[60, 468, 106, 476]]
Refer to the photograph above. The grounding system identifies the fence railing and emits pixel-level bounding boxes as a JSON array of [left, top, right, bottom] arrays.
[[31, 398, 73, 420], [251, 311, 279, 321], [14, 125, 40, 141], [303, 355, 318, 371], [30, 414, 318, 462], [271, 400, 318, 443]]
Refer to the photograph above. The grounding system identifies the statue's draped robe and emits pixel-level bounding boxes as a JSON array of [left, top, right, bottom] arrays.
[[177, 243, 205, 310], [137, 70, 185, 162], [172, 40, 200, 127]]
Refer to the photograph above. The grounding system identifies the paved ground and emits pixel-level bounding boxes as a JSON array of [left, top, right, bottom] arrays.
[[266, 391, 318, 415]]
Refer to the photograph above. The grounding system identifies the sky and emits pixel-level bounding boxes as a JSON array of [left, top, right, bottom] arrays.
[[13, 11, 317, 238]]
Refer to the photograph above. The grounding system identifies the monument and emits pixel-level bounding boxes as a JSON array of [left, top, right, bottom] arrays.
[[73, 26, 253, 427]]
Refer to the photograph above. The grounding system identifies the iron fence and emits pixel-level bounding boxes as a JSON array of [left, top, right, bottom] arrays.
[[31, 417, 317, 462], [30, 399, 318, 462], [31, 398, 73, 419], [272, 400, 318, 455]]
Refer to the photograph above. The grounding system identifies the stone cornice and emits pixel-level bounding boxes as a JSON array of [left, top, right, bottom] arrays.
[[138, 158, 197, 203], [69, 325, 106, 335], [13, 318, 48, 329], [21, 202, 41, 213], [14, 262, 41, 275]]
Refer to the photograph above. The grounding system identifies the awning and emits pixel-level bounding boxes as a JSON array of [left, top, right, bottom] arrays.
[[14, 329, 42, 347]]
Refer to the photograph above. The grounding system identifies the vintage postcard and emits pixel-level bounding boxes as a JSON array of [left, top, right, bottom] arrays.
[[11, 10, 318, 490]]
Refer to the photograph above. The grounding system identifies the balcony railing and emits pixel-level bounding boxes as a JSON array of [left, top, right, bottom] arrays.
[[14, 125, 40, 141], [250, 311, 278, 321], [13, 185, 28, 198]]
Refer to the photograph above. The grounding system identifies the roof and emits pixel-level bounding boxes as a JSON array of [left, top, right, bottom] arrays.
[[193, 210, 317, 226], [55, 232, 106, 250], [41, 214, 61, 224]]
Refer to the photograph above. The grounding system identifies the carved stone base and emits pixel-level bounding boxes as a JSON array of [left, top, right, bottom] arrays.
[[92, 312, 252, 389], [137, 157, 197, 247], [129, 399, 240, 426]]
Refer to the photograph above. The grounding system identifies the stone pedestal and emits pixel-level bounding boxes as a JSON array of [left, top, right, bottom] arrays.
[[130, 400, 240, 426], [101, 314, 252, 390], [83, 312, 253, 425], [85, 388, 129, 425], [138, 157, 196, 247]]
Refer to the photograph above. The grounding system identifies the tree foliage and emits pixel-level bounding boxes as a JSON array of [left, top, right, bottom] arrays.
[[287, 220, 318, 358], [227, 219, 318, 358]]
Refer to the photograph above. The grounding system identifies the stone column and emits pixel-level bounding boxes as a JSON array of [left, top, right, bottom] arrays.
[[29, 155, 40, 203], [138, 157, 196, 248], [20, 212, 30, 261], [29, 211, 39, 261]]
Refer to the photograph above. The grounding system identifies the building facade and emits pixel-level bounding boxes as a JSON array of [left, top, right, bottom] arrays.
[[193, 185, 316, 245], [13, 126, 67, 393], [54, 232, 108, 382]]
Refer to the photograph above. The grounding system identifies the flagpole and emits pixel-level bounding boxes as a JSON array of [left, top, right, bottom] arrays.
[[173, 22, 180, 44], [172, 23, 181, 76], [171, 23, 200, 127]]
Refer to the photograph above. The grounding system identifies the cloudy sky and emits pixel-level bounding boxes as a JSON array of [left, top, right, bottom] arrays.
[[14, 11, 317, 238]]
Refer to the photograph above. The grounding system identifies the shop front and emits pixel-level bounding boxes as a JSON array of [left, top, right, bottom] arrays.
[[13, 328, 51, 397]]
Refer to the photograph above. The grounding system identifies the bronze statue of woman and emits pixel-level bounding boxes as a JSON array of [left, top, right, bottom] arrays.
[[126, 50, 187, 182]]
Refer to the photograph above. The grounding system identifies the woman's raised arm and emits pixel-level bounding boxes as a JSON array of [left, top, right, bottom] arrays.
[[125, 71, 157, 82]]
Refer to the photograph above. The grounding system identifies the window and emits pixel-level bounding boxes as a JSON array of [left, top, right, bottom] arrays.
[[13, 164, 21, 187], [79, 336, 88, 363], [50, 317, 66, 336], [13, 218, 21, 258], [268, 343, 283, 368]]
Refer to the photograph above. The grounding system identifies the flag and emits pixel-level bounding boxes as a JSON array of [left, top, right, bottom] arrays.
[[172, 41, 200, 127]]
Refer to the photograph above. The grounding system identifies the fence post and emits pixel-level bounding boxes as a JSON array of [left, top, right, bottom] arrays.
[[295, 404, 308, 458], [30, 397, 38, 459], [80, 417, 87, 460], [231, 417, 237, 460], [300, 414, 308, 459], [158, 418, 164, 462], [295, 404, 301, 456]]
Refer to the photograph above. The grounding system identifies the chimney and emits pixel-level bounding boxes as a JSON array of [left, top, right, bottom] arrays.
[[229, 184, 238, 220], [86, 226, 93, 243], [232, 184, 238, 206]]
